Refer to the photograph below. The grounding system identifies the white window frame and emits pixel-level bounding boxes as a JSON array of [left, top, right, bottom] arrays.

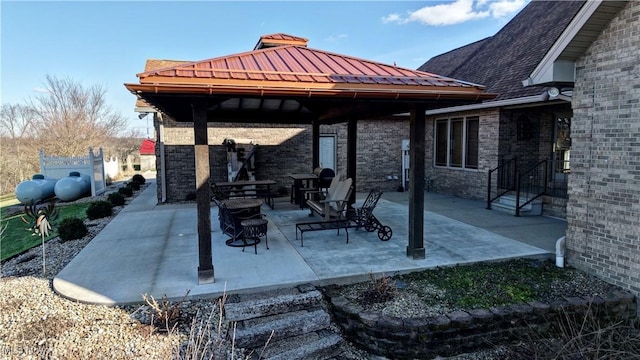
[[434, 116, 479, 170]]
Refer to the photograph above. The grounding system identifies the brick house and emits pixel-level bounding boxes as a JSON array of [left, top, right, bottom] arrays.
[[420, 0, 640, 298], [418, 0, 586, 218]]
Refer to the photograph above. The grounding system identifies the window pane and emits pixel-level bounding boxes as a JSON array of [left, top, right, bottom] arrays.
[[450, 119, 463, 167], [436, 121, 448, 166], [465, 118, 479, 169]]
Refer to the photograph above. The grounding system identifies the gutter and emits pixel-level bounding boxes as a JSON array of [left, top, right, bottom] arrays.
[[422, 93, 570, 116]]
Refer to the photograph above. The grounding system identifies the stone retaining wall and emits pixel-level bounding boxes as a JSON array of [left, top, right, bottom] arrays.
[[325, 290, 636, 359]]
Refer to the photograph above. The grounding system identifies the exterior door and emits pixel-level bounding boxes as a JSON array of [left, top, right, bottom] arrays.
[[319, 135, 336, 171]]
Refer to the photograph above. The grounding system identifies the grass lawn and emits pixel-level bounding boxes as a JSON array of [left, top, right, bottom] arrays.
[[0, 202, 91, 261]]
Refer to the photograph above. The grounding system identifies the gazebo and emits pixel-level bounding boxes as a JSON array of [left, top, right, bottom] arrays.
[[125, 33, 495, 283]]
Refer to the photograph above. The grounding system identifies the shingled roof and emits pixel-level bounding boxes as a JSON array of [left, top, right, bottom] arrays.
[[418, 0, 585, 102]]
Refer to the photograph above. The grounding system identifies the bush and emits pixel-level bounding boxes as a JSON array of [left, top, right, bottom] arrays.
[[118, 186, 133, 197], [108, 192, 125, 206], [132, 174, 146, 184], [86, 201, 113, 220], [57, 217, 88, 241], [185, 191, 197, 201], [127, 181, 141, 191]]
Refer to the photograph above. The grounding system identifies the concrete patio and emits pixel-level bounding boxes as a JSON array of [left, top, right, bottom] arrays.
[[53, 181, 566, 305]]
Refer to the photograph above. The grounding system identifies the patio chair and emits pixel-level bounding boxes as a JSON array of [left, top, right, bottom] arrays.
[[306, 178, 352, 221], [218, 203, 266, 253], [211, 183, 230, 205], [304, 175, 340, 202], [350, 188, 392, 241]]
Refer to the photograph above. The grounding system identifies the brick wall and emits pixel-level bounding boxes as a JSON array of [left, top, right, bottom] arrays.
[[156, 115, 416, 202], [355, 119, 409, 193], [158, 116, 313, 202], [567, 2, 640, 296]]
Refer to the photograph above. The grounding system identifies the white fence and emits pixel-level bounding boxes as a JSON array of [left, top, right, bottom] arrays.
[[40, 147, 106, 196]]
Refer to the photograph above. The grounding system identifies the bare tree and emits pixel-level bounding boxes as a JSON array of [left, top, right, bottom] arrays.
[[0, 104, 39, 193], [0, 76, 133, 195], [28, 75, 128, 157], [0, 103, 36, 138]]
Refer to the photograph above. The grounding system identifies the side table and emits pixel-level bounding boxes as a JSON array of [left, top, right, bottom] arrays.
[[241, 218, 269, 253]]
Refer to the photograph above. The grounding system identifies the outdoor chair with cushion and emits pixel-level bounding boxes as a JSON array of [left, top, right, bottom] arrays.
[[306, 178, 353, 221], [304, 175, 340, 203]]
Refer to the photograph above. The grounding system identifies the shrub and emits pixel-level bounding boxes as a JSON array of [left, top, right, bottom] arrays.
[[127, 181, 141, 191], [132, 174, 146, 184], [108, 192, 125, 206], [118, 186, 133, 197], [57, 217, 88, 241], [185, 191, 197, 201], [86, 201, 113, 220]]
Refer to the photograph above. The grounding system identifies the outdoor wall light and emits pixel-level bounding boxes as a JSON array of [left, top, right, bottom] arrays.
[[547, 87, 560, 98]]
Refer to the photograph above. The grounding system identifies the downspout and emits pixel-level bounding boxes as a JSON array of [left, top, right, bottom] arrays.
[[555, 236, 566, 268]]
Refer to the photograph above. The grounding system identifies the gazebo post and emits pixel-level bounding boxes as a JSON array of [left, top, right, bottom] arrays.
[[346, 117, 357, 206], [193, 100, 214, 284], [312, 120, 320, 169], [407, 104, 426, 259]]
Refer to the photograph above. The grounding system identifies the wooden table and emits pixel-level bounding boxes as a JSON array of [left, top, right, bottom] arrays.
[[213, 180, 278, 209], [214, 180, 277, 188], [287, 173, 318, 208]]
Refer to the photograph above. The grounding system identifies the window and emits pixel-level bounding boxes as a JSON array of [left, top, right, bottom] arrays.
[[435, 116, 479, 169]]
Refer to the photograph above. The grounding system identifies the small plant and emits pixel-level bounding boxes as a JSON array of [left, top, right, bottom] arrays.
[[142, 290, 191, 332], [20, 201, 59, 275], [118, 186, 133, 197], [127, 181, 141, 191], [361, 272, 397, 304], [108, 192, 126, 206], [86, 200, 113, 220], [132, 174, 146, 184], [57, 217, 88, 241]]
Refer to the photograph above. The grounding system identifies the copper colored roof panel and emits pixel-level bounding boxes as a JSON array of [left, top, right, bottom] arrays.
[[135, 59, 190, 109], [137, 45, 483, 91]]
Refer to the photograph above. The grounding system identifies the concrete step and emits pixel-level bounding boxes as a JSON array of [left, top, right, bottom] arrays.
[[262, 330, 344, 360], [490, 195, 542, 216], [234, 309, 331, 348], [224, 283, 344, 359], [225, 287, 325, 321]]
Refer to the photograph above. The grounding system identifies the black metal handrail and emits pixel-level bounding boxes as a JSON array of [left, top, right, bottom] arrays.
[[232, 146, 258, 182], [487, 157, 517, 209], [515, 159, 548, 216]]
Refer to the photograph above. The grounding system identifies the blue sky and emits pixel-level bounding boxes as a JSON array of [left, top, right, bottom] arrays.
[[1, 0, 528, 134]]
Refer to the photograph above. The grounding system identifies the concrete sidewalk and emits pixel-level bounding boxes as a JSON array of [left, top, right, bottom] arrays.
[[53, 181, 566, 305]]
